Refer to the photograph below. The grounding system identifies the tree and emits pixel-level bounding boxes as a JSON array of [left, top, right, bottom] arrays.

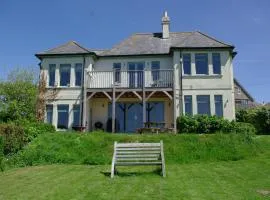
[[0, 68, 38, 122]]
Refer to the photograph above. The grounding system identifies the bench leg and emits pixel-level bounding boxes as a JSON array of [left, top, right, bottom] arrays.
[[111, 163, 115, 178]]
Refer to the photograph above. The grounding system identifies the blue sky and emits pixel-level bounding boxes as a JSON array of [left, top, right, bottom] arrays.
[[0, 0, 269, 102]]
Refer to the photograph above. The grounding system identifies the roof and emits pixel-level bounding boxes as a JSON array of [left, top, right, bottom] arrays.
[[35, 41, 106, 58], [100, 31, 234, 56], [234, 78, 255, 102], [36, 31, 234, 58]]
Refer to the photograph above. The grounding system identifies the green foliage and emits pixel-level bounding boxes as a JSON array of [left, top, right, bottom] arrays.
[[5, 132, 259, 168], [0, 136, 4, 171], [177, 115, 256, 135], [0, 68, 38, 122], [22, 121, 56, 142], [236, 106, 270, 134], [0, 124, 25, 155]]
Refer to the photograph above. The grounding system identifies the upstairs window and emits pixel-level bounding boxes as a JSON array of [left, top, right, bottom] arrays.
[[195, 53, 208, 75], [183, 54, 191, 75], [214, 95, 223, 117], [113, 63, 121, 83], [48, 64, 56, 86], [75, 63, 83, 86], [212, 53, 221, 74], [73, 104, 80, 126], [197, 95, 211, 115], [151, 61, 160, 81], [184, 95, 193, 115], [60, 64, 71, 86], [57, 104, 69, 129], [46, 105, 53, 124]]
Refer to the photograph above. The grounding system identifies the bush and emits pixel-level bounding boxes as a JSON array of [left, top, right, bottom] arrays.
[[0, 124, 25, 155], [177, 115, 256, 135], [236, 106, 270, 134], [22, 121, 55, 142], [0, 136, 4, 171]]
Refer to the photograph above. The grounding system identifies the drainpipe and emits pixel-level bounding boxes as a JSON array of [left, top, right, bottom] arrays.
[[80, 56, 86, 128], [179, 51, 183, 115]]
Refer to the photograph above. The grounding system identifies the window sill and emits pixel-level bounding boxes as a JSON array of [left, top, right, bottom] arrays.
[[183, 74, 222, 79]]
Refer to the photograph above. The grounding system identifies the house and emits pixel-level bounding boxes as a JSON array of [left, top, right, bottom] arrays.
[[36, 11, 236, 133], [234, 78, 255, 109]]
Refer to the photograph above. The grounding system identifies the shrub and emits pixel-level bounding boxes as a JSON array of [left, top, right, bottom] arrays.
[[0, 136, 4, 171], [23, 121, 56, 142], [236, 106, 270, 134], [0, 124, 25, 155], [177, 115, 256, 135]]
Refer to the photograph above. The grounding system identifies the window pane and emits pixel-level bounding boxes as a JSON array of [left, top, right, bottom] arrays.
[[213, 53, 221, 74], [46, 105, 53, 124], [113, 63, 121, 82], [49, 64, 56, 86], [195, 54, 208, 74], [73, 104, 80, 126], [215, 95, 223, 117], [184, 95, 193, 115], [75, 63, 82, 86], [197, 95, 210, 115], [151, 61, 160, 81], [60, 64, 71, 86], [57, 105, 69, 129], [183, 54, 191, 75]]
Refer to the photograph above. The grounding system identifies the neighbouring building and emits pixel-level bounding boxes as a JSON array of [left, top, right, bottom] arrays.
[[36, 11, 237, 133], [234, 78, 255, 109]]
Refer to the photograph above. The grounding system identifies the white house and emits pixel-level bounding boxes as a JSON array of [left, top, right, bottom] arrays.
[[36, 12, 236, 133]]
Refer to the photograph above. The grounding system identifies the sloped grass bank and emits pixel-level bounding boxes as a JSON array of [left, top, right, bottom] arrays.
[[4, 132, 263, 168]]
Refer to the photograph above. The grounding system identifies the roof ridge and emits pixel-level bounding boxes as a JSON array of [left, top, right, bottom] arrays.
[[70, 41, 91, 53], [196, 31, 234, 47]]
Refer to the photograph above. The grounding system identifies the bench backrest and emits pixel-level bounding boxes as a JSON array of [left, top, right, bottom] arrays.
[[113, 141, 164, 165]]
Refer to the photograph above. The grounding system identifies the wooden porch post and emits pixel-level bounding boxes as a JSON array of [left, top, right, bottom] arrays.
[[142, 69, 146, 126], [173, 65, 177, 134], [112, 70, 116, 133], [82, 69, 87, 131]]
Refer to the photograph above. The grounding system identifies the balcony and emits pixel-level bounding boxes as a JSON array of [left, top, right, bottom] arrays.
[[87, 69, 174, 89]]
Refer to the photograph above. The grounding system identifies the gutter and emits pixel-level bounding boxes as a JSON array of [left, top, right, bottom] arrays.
[[80, 56, 86, 127]]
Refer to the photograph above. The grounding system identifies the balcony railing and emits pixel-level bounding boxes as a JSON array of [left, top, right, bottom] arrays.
[[87, 69, 173, 89]]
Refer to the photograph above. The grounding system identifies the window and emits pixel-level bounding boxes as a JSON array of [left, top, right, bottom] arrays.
[[73, 105, 80, 126], [212, 53, 221, 74], [195, 53, 208, 74], [57, 104, 69, 129], [237, 87, 241, 94], [113, 63, 121, 83], [215, 95, 223, 117], [184, 95, 193, 115], [151, 61, 160, 81], [46, 105, 53, 124], [60, 64, 71, 86], [48, 64, 56, 86], [197, 95, 210, 115], [183, 54, 191, 75], [75, 63, 82, 86]]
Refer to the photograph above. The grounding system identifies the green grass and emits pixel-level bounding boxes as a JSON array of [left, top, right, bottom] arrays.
[[1, 134, 269, 199], [5, 132, 261, 168], [0, 154, 269, 200]]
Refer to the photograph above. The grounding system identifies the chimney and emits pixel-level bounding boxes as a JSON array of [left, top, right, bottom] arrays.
[[162, 11, 170, 39]]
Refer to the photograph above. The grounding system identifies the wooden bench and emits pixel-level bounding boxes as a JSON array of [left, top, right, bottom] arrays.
[[111, 141, 165, 178]]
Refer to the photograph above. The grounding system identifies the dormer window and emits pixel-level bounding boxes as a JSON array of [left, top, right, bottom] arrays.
[[60, 64, 71, 86]]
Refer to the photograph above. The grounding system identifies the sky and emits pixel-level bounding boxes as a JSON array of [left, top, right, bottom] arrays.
[[0, 0, 269, 102]]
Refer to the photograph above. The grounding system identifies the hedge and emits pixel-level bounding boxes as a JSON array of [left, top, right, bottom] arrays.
[[177, 115, 256, 135], [0, 136, 4, 171]]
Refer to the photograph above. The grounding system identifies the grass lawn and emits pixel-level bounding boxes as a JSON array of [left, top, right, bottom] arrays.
[[0, 157, 269, 200], [0, 135, 269, 200]]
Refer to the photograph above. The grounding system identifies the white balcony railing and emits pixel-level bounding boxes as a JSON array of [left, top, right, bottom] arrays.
[[87, 69, 173, 89]]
